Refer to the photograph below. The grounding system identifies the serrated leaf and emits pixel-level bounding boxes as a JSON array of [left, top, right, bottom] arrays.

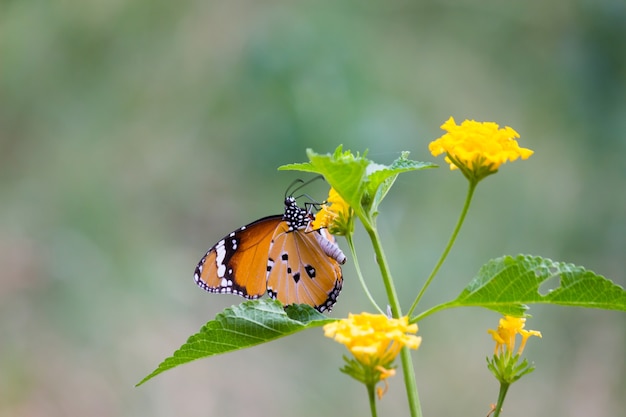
[[279, 145, 369, 211], [136, 300, 334, 386], [280, 147, 437, 221], [448, 254, 626, 316], [364, 152, 437, 215]]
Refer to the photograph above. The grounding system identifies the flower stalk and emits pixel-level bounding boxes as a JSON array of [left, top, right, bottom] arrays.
[[367, 381, 378, 417], [345, 233, 385, 315], [408, 179, 477, 317]]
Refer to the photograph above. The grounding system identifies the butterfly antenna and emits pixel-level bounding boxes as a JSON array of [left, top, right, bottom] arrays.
[[285, 175, 324, 199], [285, 179, 305, 200]]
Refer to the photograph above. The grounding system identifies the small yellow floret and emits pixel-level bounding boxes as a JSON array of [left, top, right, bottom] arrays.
[[488, 315, 542, 356], [311, 188, 352, 235]]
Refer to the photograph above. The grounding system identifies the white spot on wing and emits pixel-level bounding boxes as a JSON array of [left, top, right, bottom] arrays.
[[215, 240, 227, 277]]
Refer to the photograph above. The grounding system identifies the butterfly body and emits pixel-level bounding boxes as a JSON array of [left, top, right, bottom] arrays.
[[194, 196, 345, 312]]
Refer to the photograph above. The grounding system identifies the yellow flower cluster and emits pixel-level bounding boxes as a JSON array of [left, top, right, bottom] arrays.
[[311, 188, 352, 235], [488, 315, 542, 356], [429, 117, 533, 180], [324, 312, 422, 367]]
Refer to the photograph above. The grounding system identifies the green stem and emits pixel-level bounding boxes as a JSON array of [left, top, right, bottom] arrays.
[[399, 345, 420, 417], [362, 219, 401, 317], [493, 382, 510, 417], [407, 180, 477, 317], [410, 301, 456, 324], [366, 383, 378, 417], [361, 216, 422, 417], [346, 234, 385, 315]]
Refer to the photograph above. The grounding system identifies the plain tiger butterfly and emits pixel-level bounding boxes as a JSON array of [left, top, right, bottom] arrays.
[[194, 192, 346, 312]]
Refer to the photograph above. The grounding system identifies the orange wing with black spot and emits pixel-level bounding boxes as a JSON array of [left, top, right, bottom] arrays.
[[266, 224, 344, 312]]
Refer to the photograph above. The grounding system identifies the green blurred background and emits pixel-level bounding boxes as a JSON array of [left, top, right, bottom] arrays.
[[1, 0, 625, 416]]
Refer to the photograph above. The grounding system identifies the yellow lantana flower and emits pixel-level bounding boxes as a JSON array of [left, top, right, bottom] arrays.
[[488, 315, 542, 357], [487, 315, 542, 387], [324, 312, 421, 366], [429, 117, 533, 182], [324, 312, 421, 397], [311, 188, 352, 236]]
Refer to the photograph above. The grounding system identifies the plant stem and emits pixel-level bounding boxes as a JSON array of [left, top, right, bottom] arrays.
[[362, 217, 422, 417], [362, 220, 401, 317], [367, 383, 378, 417], [410, 301, 456, 324], [493, 382, 510, 417], [408, 180, 477, 317], [399, 345, 420, 417], [346, 234, 385, 315]]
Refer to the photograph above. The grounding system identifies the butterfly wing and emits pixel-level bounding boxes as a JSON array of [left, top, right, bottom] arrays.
[[194, 215, 283, 299], [266, 223, 343, 312]]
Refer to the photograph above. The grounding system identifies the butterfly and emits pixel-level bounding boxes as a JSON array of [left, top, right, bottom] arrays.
[[194, 195, 346, 312]]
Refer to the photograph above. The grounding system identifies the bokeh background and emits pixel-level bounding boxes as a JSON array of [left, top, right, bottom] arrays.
[[1, 0, 625, 416]]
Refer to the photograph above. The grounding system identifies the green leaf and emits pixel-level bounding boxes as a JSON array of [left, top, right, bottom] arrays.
[[280, 146, 436, 220], [364, 151, 437, 215], [446, 254, 626, 316], [136, 300, 335, 386], [279, 145, 369, 211]]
